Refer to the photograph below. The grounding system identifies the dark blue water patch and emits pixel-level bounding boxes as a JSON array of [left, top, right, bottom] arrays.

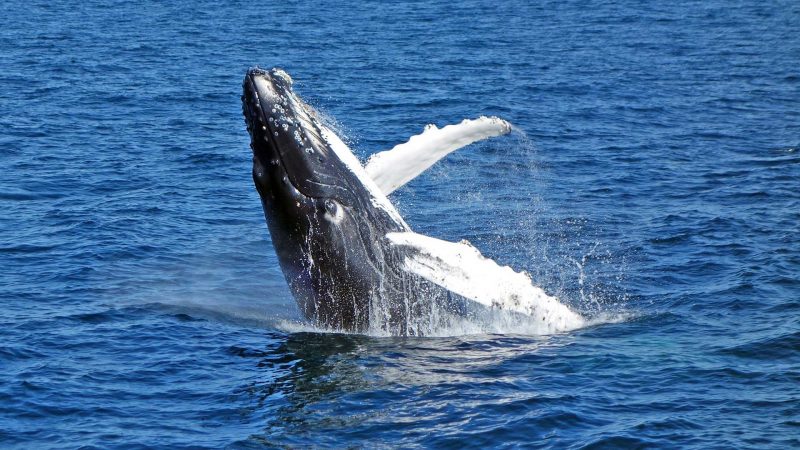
[[718, 331, 800, 361], [0, 190, 66, 201]]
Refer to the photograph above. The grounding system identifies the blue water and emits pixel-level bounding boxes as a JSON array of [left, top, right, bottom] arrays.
[[2, 0, 799, 447]]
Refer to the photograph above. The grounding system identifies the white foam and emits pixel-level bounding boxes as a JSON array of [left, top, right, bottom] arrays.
[[387, 231, 587, 334]]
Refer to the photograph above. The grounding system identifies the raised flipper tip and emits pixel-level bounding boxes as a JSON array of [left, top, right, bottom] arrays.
[[486, 116, 513, 134]]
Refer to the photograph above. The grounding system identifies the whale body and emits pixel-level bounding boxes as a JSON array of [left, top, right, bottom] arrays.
[[241, 67, 584, 335]]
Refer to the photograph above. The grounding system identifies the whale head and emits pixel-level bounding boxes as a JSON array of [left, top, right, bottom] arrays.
[[242, 67, 356, 205]]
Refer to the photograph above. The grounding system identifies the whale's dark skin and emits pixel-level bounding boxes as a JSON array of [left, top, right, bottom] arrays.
[[242, 67, 445, 334]]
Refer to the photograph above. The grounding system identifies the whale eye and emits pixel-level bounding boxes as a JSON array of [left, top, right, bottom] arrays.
[[323, 199, 344, 224]]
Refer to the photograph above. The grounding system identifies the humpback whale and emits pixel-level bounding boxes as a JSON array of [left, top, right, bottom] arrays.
[[242, 67, 584, 335]]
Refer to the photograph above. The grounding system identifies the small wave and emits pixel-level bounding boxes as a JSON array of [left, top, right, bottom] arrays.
[[0, 243, 58, 254], [70, 311, 120, 324], [581, 435, 657, 449], [179, 152, 237, 165], [584, 311, 636, 327], [718, 331, 800, 360], [0, 345, 48, 361], [649, 232, 692, 245], [0, 190, 65, 201], [133, 297, 296, 331]]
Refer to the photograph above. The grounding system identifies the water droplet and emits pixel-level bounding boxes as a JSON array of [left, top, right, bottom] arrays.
[[282, 123, 289, 131], [274, 131, 279, 136], [305, 148, 313, 154]]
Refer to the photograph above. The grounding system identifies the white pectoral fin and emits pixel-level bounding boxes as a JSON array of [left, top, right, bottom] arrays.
[[365, 116, 512, 195], [386, 232, 586, 333]]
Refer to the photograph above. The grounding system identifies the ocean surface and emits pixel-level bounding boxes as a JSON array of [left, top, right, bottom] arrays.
[[2, 0, 799, 448]]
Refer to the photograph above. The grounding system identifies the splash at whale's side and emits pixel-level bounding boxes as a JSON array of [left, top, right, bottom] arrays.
[[241, 67, 585, 336]]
